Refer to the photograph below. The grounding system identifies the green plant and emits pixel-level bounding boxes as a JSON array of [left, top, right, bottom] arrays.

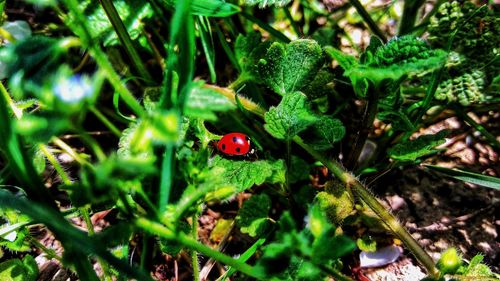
[[0, 0, 498, 280]]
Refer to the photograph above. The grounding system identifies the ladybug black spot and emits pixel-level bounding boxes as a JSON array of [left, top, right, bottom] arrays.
[[232, 137, 237, 143], [221, 144, 226, 150], [236, 147, 241, 153]]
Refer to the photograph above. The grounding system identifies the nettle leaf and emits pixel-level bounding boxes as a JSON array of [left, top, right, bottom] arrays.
[[264, 91, 318, 140], [234, 32, 271, 83], [236, 194, 272, 237], [300, 117, 345, 150], [347, 36, 447, 85], [302, 68, 336, 100], [242, 0, 292, 8], [257, 40, 324, 96], [80, 0, 153, 46], [164, 0, 240, 17], [388, 130, 448, 162], [184, 82, 236, 120], [209, 155, 285, 192]]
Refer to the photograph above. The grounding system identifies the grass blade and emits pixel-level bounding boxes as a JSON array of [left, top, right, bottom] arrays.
[[425, 165, 500, 190]]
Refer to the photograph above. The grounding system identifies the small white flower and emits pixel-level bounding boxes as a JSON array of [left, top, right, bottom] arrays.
[[53, 75, 93, 103]]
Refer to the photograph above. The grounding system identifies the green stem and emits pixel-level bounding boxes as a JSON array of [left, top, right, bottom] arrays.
[[39, 144, 72, 185], [348, 0, 387, 43], [317, 263, 353, 281], [51, 137, 91, 167], [214, 24, 241, 72], [80, 207, 113, 281], [59, 0, 146, 118], [78, 128, 107, 162], [398, 0, 425, 35], [283, 7, 301, 37], [240, 12, 291, 43], [191, 214, 200, 281], [207, 85, 439, 278], [135, 218, 264, 279], [99, 0, 152, 82], [454, 107, 500, 150], [89, 106, 122, 137], [414, 0, 447, 37], [158, 144, 175, 212], [29, 236, 63, 262], [346, 90, 379, 170], [293, 136, 439, 278]]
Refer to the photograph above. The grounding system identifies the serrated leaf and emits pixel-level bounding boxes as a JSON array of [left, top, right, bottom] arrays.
[[236, 194, 272, 237], [164, 0, 240, 17], [302, 68, 336, 100], [257, 40, 324, 96], [184, 82, 236, 120], [388, 130, 448, 162], [209, 156, 285, 192], [264, 91, 318, 140], [346, 52, 447, 85], [301, 117, 345, 150], [424, 165, 500, 190]]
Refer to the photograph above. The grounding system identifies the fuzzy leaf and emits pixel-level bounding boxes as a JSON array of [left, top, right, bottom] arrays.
[[236, 194, 272, 237], [388, 130, 448, 161], [264, 91, 318, 140], [184, 82, 236, 120], [209, 156, 285, 192], [301, 117, 345, 150], [257, 40, 324, 96]]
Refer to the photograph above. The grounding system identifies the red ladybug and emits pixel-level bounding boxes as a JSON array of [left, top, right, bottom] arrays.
[[217, 133, 254, 156]]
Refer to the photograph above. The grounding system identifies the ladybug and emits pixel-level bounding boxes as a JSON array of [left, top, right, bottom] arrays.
[[217, 132, 254, 156]]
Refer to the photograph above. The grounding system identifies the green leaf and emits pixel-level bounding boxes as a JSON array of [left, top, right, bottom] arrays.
[[163, 0, 240, 17], [347, 55, 447, 84], [234, 32, 271, 82], [257, 40, 324, 96], [79, 0, 153, 46], [0, 36, 65, 89], [312, 231, 356, 262], [1, 21, 32, 42], [314, 181, 355, 224], [209, 156, 285, 192], [264, 91, 318, 140], [301, 68, 336, 100], [424, 165, 500, 190], [184, 82, 236, 120], [301, 117, 345, 150], [236, 194, 272, 237], [388, 130, 448, 162], [242, 0, 292, 8], [324, 46, 358, 71], [0, 256, 38, 281]]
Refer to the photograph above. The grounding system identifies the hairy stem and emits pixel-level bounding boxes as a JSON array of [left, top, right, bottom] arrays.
[[135, 218, 264, 279], [206, 85, 439, 278], [398, 0, 426, 35]]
